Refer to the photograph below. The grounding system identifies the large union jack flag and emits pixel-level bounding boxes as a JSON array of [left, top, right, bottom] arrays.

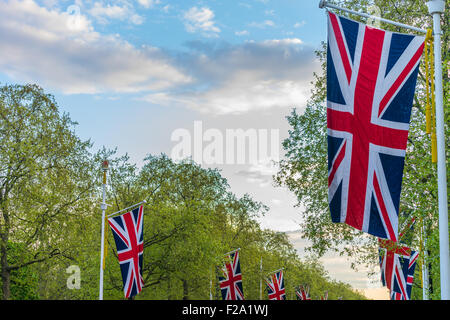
[[326, 12, 425, 241], [108, 205, 144, 299], [219, 249, 244, 300], [265, 270, 286, 300], [295, 285, 311, 300]]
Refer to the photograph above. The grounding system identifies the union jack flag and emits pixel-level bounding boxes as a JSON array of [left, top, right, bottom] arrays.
[[326, 12, 425, 241], [295, 285, 311, 300], [390, 250, 419, 300], [265, 270, 286, 300], [379, 238, 419, 300], [219, 250, 244, 300], [108, 205, 144, 299]]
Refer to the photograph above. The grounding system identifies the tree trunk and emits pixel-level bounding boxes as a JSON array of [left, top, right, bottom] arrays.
[[0, 241, 10, 300], [182, 279, 189, 300]]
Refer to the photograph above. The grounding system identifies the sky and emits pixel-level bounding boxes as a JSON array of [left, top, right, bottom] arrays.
[[0, 0, 388, 299]]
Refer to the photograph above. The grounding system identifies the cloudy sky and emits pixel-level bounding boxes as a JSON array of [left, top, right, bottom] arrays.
[[0, 0, 387, 299]]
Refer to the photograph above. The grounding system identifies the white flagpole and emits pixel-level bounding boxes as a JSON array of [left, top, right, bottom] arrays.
[[210, 267, 213, 300], [260, 257, 262, 300], [426, 0, 449, 300], [422, 224, 429, 300], [99, 160, 109, 300]]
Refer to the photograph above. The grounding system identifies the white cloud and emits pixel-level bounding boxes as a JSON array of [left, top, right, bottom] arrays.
[[249, 20, 275, 28], [88, 2, 144, 25], [0, 0, 191, 94], [294, 20, 306, 28], [235, 158, 279, 187], [142, 38, 319, 115], [161, 4, 171, 13], [235, 30, 249, 36], [271, 198, 282, 205], [262, 38, 303, 45], [137, 0, 161, 9], [183, 7, 220, 36]]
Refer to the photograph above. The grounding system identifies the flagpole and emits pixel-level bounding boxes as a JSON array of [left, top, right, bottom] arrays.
[[318, 1, 427, 34], [422, 224, 429, 300], [260, 257, 262, 300], [210, 267, 213, 300], [426, 0, 449, 300], [99, 160, 109, 300]]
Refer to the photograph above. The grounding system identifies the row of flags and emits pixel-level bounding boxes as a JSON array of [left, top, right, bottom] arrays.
[[325, 10, 427, 300], [101, 9, 431, 301], [104, 210, 328, 300], [218, 249, 328, 300]]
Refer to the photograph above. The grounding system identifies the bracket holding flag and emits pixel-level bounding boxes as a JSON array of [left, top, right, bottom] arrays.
[[319, 1, 427, 34]]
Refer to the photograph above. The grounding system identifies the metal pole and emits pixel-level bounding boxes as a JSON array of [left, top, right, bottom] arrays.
[[99, 160, 109, 300], [426, 0, 449, 300], [210, 267, 213, 300], [319, 0, 427, 34], [260, 257, 262, 300], [422, 226, 429, 300], [107, 200, 147, 218]]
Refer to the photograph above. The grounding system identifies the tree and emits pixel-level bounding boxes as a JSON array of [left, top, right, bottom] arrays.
[[0, 84, 96, 300], [275, 0, 449, 299]]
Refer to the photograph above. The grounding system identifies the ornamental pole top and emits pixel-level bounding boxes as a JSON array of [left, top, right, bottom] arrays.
[[101, 160, 109, 171], [426, 0, 445, 14]]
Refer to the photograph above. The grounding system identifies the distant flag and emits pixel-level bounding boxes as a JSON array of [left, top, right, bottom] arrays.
[[218, 249, 244, 300], [379, 238, 420, 300], [108, 205, 144, 299], [326, 11, 425, 241], [390, 250, 419, 300], [265, 270, 286, 300], [295, 285, 311, 300]]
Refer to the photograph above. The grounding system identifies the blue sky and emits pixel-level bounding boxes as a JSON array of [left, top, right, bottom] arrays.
[[0, 0, 388, 298]]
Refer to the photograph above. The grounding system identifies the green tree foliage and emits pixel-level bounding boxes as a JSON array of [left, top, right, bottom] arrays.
[[275, 0, 449, 300], [0, 84, 97, 300], [0, 83, 366, 300]]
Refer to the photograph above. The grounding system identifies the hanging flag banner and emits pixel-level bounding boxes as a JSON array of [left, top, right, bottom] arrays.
[[108, 205, 145, 299], [295, 285, 311, 300], [265, 269, 286, 300], [218, 249, 244, 300], [390, 250, 419, 300], [326, 11, 425, 241], [379, 238, 419, 300]]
